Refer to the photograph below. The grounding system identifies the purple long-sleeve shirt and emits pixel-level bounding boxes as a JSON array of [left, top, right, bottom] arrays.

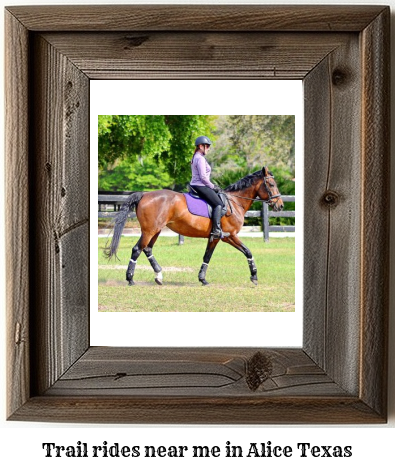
[[190, 151, 214, 189]]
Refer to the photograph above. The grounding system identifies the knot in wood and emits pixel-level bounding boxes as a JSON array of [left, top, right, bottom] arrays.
[[246, 351, 273, 391], [123, 35, 149, 49], [332, 68, 349, 87], [321, 190, 340, 207]]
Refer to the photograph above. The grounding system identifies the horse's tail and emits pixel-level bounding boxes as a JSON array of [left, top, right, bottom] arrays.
[[104, 192, 145, 260]]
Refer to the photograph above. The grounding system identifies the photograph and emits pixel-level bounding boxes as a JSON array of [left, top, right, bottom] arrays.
[[97, 113, 296, 313]]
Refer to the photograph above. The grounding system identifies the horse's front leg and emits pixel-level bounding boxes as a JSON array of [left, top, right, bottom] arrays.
[[223, 235, 258, 285], [198, 238, 220, 285]]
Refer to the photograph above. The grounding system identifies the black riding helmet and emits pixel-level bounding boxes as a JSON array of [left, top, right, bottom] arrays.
[[195, 136, 212, 146]]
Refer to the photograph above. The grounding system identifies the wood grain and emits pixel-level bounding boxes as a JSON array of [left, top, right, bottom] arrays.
[[5, 10, 30, 419], [360, 8, 390, 418], [304, 35, 362, 395], [42, 32, 350, 80], [12, 347, 384, 423], [29, 34, 90, 395], [46, 347, 344, 397], [6, 5, 386, 32], [10, 396, 384, 425], [5, 5, 390, 424]]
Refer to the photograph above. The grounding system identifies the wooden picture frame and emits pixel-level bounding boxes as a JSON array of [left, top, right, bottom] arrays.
[[5, 5, 389, 424]]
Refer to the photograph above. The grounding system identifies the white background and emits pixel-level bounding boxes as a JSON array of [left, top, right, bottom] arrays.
[[90, 79, 304, 348], [1, 0, 394, 469]]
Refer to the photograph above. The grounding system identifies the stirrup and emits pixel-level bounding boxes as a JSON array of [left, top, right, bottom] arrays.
[[210, 230, 222, 239], [210, 229, 230, 240]]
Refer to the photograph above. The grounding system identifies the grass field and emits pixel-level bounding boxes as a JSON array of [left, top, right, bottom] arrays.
[[98, 235, 295, 312]]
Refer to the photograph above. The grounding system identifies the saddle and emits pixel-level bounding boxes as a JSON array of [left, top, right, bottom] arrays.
[[184, 187, 229, 219]]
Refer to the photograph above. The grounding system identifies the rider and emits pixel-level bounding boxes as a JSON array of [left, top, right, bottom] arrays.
[[190, 136, 225, 239]]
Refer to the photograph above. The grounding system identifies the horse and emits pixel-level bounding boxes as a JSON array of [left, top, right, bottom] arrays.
[[105, 166, 284, 286]]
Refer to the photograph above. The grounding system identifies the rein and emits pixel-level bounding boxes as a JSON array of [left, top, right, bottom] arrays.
[[223, 176, 282, 206], [224, 193, 282, 204]]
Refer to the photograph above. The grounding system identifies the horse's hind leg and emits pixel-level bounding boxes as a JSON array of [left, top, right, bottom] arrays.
[[198, 238, 220, 286], [143, 232, 163, 285], [126, 232, 157, 286], [126, 236, 144, 286]]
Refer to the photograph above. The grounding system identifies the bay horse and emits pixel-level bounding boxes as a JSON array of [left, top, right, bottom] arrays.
[[105, 166, 284, 286]]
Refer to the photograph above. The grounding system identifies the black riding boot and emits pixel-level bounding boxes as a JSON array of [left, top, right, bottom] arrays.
[[211, 205, 223, 239]]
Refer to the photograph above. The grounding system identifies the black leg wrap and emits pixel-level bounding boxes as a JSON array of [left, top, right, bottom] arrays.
[[126, 260, 137, 285], [126, 244, 142, 286], [198, 263, 209, 285], [147, 255, 162, 273], [248, 258, 258, 285], [143, 248, 162, 274]]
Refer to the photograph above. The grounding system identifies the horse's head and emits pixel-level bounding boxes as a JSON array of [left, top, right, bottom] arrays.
[[258, 166, 284, 211]]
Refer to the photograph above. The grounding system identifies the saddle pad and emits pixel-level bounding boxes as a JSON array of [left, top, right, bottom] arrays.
[[184, 193, 210, 218]]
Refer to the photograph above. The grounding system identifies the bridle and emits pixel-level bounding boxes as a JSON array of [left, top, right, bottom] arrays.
[[224, 176, 282, 208], [262, 175, 283, 206]]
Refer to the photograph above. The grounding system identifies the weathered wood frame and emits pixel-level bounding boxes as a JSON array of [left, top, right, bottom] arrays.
[[5, 5, 390, 423]]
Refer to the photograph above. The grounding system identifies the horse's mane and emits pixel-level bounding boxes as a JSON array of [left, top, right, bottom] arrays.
[[225, 170, 263, 193]]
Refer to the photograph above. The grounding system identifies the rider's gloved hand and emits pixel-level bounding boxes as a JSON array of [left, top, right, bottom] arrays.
[[213, 184, 222, 193]]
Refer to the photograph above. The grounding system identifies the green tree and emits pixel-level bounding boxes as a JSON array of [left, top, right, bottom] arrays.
[[98, 115, 214, 187], [98, 157, 173, 191], [209, 115, 295, 177]]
